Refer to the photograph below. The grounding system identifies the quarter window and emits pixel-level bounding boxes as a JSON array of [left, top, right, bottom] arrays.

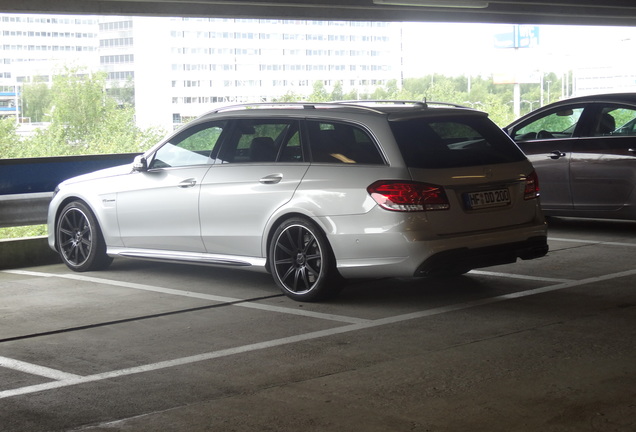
[[307, 121, 384, 165]]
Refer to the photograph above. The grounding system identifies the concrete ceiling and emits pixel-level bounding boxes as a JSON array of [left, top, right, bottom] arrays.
[[0, 0, 635, 26]]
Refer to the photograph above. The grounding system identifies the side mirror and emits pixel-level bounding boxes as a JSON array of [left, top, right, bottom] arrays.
[[132, 155, 148, 172]]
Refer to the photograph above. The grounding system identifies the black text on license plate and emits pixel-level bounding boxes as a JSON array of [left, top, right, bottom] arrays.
[[464, 188, 511, 209]]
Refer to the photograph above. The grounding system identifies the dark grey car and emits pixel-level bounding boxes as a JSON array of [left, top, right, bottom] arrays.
[[505, 93, 636, 220]]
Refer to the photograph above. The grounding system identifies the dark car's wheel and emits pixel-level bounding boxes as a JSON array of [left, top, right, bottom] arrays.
[[56, 201, 113, 272], [269, 217, 343, 302]]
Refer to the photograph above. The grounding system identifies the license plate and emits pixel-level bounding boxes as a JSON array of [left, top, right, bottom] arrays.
[[464, 188, 511, 210]]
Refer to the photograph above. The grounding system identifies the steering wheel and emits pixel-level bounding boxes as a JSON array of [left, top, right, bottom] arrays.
[[537, 130, 555, 139]]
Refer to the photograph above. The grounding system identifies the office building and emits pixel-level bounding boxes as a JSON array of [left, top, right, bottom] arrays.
[[0, 13, 403, 130]]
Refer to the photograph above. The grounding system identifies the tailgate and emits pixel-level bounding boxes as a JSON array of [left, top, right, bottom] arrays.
[[409, 161, 540, 236]]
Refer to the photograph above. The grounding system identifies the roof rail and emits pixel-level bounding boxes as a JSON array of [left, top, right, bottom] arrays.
[[201, 101, 389, 116], [336, 100, 470, 109], [199, 100, 470, 118], [423, 101, 471, 109], [336, 99, 426, 106]]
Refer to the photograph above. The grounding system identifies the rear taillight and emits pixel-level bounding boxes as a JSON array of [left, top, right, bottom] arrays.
[[524, 170, 540, 200], [368, 181, 450, 212]]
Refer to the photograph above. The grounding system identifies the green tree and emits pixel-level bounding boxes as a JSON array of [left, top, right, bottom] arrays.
[[343, 89, 360, 100], [0, 117, 21, 158], [21, 81, 51, 123], [107, 77, 135, 107], [401, 77, 429, 99], [370, 86, 390, 100], [330, 81, 344, 101], [49, 66, 110, 147], [481, 92, 516, 126], [19, 66, 167, 157], [309, 80, 329, 102], [385, 79, 400, 98], [273, 90, 305, 102]]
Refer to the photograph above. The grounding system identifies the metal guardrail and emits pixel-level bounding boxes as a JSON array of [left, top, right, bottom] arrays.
[[0, 154, 139, 269], [0, 192, 52, 228], [0, 153, 139, 229]]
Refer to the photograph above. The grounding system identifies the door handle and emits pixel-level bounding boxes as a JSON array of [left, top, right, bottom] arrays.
[[548, 150, 566, 160], [178, 179, 197, 188], [259, 174, 283, 184]]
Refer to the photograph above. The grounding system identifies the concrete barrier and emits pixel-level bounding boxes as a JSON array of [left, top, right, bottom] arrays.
[[0, 236, 61, 269]]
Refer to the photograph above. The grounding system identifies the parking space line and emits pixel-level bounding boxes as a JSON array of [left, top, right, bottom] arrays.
[[469, 270, 572, 283], [2, 267, 636, 400], [2, 270, 370, 325], [549, 237, 636, 247], [0, 356, 81, 381]]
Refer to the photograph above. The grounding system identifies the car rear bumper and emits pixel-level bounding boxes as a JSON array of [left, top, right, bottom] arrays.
[[414, 235, 548, 276], [327, 209, 548, 279]]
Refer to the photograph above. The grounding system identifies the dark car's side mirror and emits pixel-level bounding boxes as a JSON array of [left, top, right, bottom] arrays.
[[132, 155, 148, 172]]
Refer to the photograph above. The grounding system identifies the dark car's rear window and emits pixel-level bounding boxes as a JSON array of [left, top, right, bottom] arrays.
[[390, 116, 526, 168]]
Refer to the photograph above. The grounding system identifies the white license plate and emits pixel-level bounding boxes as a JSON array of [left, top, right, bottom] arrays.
[[464, 188, 511, 210]]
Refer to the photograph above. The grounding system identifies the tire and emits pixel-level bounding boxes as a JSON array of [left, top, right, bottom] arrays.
[[56, 201, 113, 272], [269, 217, 343, 302]]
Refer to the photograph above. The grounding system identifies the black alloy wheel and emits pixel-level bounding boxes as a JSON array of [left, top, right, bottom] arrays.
[[56, 201, 112, 272], [269, 217, 342, 302]]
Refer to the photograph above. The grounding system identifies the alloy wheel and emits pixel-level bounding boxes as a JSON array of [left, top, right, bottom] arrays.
[[58, 207, 94, 268], [272, 223, 324, 295]]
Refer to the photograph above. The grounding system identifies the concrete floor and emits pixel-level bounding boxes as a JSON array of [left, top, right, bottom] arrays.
[[1, 217, 635, 431]]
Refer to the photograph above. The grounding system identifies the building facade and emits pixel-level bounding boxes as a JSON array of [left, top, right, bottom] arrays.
[[99, 16, 403, 130], [0, 14, 99, 121], [0, 13, 404, 130]]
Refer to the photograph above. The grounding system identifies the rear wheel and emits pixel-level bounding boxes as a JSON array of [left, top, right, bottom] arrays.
[[56, 201, 112, 272], [269, 217, 342, 302]]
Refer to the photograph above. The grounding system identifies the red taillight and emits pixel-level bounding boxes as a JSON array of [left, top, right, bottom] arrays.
[[368, 181, 450, 212], [524, 170, 540, 200]]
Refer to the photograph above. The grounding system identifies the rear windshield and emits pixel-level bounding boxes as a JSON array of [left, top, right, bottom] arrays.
[[390, 116, 526, 168]]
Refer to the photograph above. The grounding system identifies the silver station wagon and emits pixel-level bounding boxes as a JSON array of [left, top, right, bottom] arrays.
[[48, 101, 548, 301]]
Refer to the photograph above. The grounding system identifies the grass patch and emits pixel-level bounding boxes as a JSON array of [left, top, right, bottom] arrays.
[[0, 225, 47, 240]]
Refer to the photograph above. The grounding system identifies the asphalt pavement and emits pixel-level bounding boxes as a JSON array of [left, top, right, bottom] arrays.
[[1, 217, 635, 432]]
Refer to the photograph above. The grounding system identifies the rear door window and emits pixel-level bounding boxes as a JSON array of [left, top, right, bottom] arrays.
[[215, 119, 302, 163], [391, 116, 525, 168], [592, 106, 636, 137]]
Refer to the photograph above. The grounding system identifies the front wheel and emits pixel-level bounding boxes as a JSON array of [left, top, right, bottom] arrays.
[[269, 217, 343, 302], [56, 201, 113, 272]]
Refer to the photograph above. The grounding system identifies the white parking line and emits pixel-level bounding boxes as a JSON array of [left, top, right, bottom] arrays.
[[550, 237, 636, 247], [2, 267, 636, 400], [469, 270, 572, 283], [3, 270, 370, 325], [0, 356, 81, 381]]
